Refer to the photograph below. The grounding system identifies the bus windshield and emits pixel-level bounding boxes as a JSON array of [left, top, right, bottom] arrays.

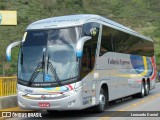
[[18, 27, 80, 85]]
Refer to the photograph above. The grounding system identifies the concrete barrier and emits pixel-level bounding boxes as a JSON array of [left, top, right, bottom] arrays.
[[0, 95, 17, 109]]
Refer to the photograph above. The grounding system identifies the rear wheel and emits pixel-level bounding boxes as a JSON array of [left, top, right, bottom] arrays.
[[137, 82, 145, 98], [94, 88, 107, 112]]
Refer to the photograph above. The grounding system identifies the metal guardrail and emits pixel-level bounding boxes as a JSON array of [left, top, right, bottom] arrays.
[[0, 76, 17, 97]]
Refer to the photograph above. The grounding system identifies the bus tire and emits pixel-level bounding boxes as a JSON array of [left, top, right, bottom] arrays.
[[145, 81, 149, 96], [137, 82, 145, 98], [94, 88, 107, 112]]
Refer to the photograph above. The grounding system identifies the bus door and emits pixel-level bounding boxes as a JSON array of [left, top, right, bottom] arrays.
[[80, 39, 98, 107], [81, 44, 96, 77]]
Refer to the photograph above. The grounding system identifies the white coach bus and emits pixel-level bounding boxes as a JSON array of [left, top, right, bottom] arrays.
[[6, 14, 156, 112]]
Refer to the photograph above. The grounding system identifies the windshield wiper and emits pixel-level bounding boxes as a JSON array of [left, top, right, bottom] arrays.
[[47, 52, 50, 73], [20, 43, 23, 65], [47, 53, 63, 86], [27, 49, 63, 86], [27, 48, 46, 86]]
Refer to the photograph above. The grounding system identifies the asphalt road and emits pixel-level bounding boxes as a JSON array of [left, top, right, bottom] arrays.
[[9, 83, 160, 120]]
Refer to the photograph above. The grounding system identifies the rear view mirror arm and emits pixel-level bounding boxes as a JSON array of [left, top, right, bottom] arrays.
[[76, 36, 91, 58], [6, 41, 21, 61]]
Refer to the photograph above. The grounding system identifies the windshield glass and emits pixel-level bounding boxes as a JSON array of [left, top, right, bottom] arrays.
[[18, 27, 80, 84]]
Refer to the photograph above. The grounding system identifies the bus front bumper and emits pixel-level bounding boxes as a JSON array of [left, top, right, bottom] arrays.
[[18, 89, 83, 110]]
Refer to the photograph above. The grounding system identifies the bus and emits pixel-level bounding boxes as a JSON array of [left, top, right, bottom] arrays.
[[6, 14, 156, 112]]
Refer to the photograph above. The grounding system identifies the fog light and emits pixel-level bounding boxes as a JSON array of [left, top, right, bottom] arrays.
[[68, 100, 76, 107], [18, 90, 27, 96]]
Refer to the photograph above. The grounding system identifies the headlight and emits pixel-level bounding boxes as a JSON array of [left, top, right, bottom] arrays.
[[17, 90, 27, 96]]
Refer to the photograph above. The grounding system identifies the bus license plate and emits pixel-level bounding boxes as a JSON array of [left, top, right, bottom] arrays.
[[39, 102, 50, 107]]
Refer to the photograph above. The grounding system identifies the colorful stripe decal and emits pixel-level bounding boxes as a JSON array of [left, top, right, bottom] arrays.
[[117, 56, 154, 78], [140, 56, 148, 76], [40, 84, 74, 93], [150, 57, 157, 80], [67, 84, 73, 90]]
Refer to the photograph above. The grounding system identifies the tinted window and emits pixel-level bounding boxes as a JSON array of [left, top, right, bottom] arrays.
[[114, 31, 131, 53], [81, 40, 98, 78], [48, 28, 77, 46], [128, 36, 154, 57], [100, 26, 113, 56], [100, 25, 154, 57], [23, 31, 47, 47], [83, 22, 100, 36]]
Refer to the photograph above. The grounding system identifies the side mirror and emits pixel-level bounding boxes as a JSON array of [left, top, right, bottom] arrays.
[[76, 36, 91, 58], [6, 41, 21, 61]]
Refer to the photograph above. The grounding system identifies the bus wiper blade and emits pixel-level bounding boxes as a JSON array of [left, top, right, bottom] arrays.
[[47, 55, 62, 86], [47, 53, 50, 73], [49, 62, 63, 86], [42, 48, 46, 69], [27, 62, 42, 86], [20, 43, 23, 65], [27, 49, 46, 86]]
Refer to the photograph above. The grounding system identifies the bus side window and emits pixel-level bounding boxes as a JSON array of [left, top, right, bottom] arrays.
[[100, 26, 113, 56]]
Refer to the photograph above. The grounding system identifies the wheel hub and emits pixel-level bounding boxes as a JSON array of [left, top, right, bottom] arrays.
[[142, 84, 145, 95], [99, 93, 106, 109]]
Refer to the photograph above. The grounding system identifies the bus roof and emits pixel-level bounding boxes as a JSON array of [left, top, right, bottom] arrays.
[[26, 14, 152, 41]]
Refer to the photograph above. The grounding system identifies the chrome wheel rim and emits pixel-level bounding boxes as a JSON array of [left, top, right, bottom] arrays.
[[99, 92, 106, 110], [145, 83, 149, 93], [142, 83, 145, 95]]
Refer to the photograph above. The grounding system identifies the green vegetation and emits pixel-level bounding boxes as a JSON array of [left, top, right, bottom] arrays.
[[0, 0, 160, 76]]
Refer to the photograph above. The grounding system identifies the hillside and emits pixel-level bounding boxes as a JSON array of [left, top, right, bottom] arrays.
[[0, 0, 160, 76]]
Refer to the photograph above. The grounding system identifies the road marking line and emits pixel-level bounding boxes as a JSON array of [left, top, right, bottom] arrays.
[[97, 93, 160, 120]]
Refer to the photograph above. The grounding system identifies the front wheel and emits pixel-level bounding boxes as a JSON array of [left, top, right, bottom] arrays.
[[94, 88, 107, 112]]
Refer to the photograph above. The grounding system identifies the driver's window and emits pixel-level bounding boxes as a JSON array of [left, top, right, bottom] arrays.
[[81, 41, 97, 78], [100, 26, 113, 56]]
